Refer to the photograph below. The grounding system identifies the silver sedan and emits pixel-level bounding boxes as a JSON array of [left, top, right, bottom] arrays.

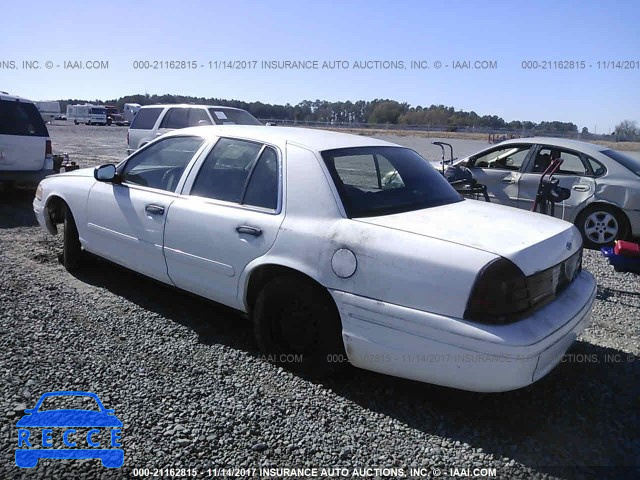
[[457, 137, 640, 249]]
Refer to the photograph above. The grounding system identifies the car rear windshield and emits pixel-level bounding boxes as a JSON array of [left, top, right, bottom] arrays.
[[208, 108, 261, 125], [0, 99, 49, 137], [601, 149, 640, 176], [321, 146, 462, 218], [130, 107, 163, 129]]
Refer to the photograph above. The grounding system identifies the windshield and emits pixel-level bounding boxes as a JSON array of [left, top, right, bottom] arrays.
[[208, 108, 261, 125], [322, 146, 462, 218], [601, 149, 640, 176], [90, 108, 106, 115]]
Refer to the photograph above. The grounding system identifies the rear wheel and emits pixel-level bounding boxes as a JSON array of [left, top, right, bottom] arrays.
[[575, 204, 628, 249], [63, 204, 83, 271], [253, 275, 346, 377]]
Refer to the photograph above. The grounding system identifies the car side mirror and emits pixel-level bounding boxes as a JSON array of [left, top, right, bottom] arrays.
[[94, 164, 118, 182]]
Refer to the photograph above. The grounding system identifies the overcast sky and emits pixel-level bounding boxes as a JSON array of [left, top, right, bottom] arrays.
[[2, 0, 639, 132]]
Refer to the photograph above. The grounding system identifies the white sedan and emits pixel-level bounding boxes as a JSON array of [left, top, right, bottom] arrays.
[[33, 126, 596, 392]]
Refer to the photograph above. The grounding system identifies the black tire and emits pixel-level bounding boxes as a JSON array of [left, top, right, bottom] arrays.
[[575, 204, 629, 249], [74, 120, 78, 125], [63, 204, 83, 271], [253, 275, 346, 377]]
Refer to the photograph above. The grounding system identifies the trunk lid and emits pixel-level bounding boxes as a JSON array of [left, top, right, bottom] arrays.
[[356, 200, 582, 275]]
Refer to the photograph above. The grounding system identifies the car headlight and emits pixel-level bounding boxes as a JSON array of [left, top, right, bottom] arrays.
[[35, 183, 43, 201]]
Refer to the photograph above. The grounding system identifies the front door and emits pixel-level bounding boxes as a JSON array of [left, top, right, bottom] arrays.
[[85, 136, 206, 283], [466, 144, 534, 206]]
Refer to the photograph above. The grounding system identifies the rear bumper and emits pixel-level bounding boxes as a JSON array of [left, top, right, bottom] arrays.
[[331, 270, 596, 392], [1, 168, 53, 186]]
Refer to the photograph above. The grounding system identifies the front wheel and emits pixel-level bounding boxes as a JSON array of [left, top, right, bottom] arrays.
[[575, 204, 628, 249], [63, 204, 83, 271], [253, 276, 346, 377]]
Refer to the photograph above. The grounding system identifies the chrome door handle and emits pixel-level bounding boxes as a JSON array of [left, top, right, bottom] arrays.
[[145, 204, 165, 215], [236, 225, 262, 236], [501, 176, 515, 184], [572, 185, 589, 192]]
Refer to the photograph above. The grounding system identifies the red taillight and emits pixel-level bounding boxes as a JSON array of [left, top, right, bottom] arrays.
[[45, 139, 52, 156], [464, 258, 529, 324]]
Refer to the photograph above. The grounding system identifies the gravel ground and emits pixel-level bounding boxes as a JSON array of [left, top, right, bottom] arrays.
[[0, 125, 638, 479]]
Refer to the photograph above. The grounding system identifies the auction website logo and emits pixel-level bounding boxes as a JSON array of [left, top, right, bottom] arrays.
[[15, 391, 123, 468]]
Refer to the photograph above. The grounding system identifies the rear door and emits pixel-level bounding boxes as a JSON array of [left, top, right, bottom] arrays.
[[86, 135, 206, 283], [164, 138, 284, 307], [0, 99, 48, 171], [466, 144, 535, 206], [516, 144, 596, 220]]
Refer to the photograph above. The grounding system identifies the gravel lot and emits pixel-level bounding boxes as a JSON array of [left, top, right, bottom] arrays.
[[0, 124, 638, 479]]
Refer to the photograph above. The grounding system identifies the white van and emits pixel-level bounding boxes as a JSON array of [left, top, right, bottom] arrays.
[[126, 104, 261, 154], [0, 92, 53, 185], [66, 104, 107, 126], [123, 103, 141, 123], [35, 101, 61, 123]]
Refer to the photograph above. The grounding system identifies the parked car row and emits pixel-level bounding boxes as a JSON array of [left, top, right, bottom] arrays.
[[33, 125, 597, 392], [3, 89, 637, 392], [126, 104, 262, 154]]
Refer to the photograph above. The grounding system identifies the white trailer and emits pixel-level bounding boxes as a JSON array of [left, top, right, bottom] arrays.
[[123, 103, 141, 123], [66, 104, 107, 125], [35, 101, 61, 123]]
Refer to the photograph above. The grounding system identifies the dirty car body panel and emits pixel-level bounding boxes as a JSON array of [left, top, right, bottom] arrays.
[[33, 126, 596, 392]]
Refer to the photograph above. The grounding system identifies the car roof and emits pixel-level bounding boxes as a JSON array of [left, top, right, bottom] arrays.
[[0, 91, 35, 103], [497, 136, 609, 154], [141, 104, 249, 111], [166, 125, 401, 152]]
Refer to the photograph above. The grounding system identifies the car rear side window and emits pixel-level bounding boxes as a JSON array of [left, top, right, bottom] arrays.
[[586, 156, 606, 176], [534, 147, 587, 175], [242, 147, 279, 210], [130, 107, 163, 130], [160, 108, 190, 129], [190, 138, 267, 204], [0, 100, 48, 137], [121, 136, 204, 191], [207, 108, 262, 125], [189, 108, 212, 126]]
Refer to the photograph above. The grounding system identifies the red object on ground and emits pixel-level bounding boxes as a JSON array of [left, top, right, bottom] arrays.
[[614, 240, 640, 257]]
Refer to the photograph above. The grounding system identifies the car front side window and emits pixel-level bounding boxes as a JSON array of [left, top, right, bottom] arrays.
[[470, 145, 532, 171], [121, 136, 204, 191]]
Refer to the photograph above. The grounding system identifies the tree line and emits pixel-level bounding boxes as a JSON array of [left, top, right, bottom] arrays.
[[57, 95, 583, 133]]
